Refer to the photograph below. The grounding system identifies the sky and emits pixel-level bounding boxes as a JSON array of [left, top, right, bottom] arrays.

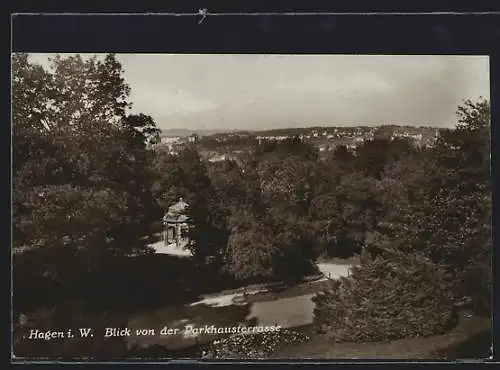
[[27, 54, 490, 131]]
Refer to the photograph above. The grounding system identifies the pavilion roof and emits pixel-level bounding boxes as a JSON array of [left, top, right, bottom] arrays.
[[165, 197, 189, 222], [165, 214, 189, 223]]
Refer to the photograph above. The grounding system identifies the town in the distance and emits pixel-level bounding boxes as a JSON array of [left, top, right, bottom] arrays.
[[156, 125, 441, 163]]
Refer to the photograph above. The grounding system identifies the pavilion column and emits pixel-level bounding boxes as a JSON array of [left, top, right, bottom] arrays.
[[176, 224, 181, 248], [165, 223, 176, 245], [170, 224, 175, 244], [162, 216, 167, 246]]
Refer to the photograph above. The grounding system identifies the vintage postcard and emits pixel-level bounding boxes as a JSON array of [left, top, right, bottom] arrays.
[[12, 53, 492, 360]]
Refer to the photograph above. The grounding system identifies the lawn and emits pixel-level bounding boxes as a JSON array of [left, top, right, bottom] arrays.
[[316, 255, 361, 266], [270, 310, 491, 360]]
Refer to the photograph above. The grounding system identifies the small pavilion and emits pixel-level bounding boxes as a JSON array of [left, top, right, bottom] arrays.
[[162, 197, 190, 248]]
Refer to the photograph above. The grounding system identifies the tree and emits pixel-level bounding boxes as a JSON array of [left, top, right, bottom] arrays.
[[355, 138, 414, 179], [154, 147, 231, 263], [438, 98, 491, 314], [340, 172, 380, 240], [12, 54, 161, 283], [313, 153, 460, 341], [11, 54, 55, 133], [369, 98, 491, 314], [14, 118, 160, 258], [267, 211, 319, 283], [150, 149, 187, 210], [251, 138, 320, 279], [366, 154, 446, 260], [224, 205, 317, 283], [309, 161, 345, 258], [313, 251, 457, 342], [123, 114, 161, 148], [332, 145, 356, 173], [314, 99, 492, 342], [456, 98, 491, 133], [47, 54, 131, 127], [207, 160, 246, 212], [223, 209, 276, 280], [214, 138, 321, 282], [255, 138, 317, 212]]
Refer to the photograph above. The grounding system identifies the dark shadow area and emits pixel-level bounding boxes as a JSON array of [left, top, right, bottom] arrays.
[[87, 253, 321, 314], [273, 250, 319, 286], [432, 328, 492, 359], [12, 300, 130, 359], [246, 279, 331, 304], [14, 245, 324, 322], [83, 254, 211, 313], [323, 234, 363, 259], [14, 252, 236, 316], [139, 232, 163, 245]]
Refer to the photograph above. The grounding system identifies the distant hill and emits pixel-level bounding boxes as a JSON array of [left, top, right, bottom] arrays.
[[160, 128, 242, 137], [161, 125, 441, 138]]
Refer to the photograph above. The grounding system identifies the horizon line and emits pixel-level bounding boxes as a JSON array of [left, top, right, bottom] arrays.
[[158, 124, 447, 137]]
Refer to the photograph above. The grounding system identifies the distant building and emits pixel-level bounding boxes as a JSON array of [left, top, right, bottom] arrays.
[[209, 153, 228, 162], [373, 126, 394, 140], [161, 136, 182, 144], [188, 134, 199, 143], [391, 131, 424, 145], [422, 128, 441, 148], [153, 142, 179, 155], [256, 135, 289, 143]]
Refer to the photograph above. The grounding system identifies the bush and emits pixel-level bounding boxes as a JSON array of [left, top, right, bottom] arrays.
[[201, 329, 310, 359], [313, 250, 458, 342]]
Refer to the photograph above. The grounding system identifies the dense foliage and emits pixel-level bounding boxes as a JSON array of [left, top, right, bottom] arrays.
[[12, 52, 491, 356], [314, 252, 457, 342], [313, 98, 492, 341], [12, 53, 162, 306]]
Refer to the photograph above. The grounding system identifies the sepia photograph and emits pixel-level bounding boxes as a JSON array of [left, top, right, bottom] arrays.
[[12, 53, 492, 360]]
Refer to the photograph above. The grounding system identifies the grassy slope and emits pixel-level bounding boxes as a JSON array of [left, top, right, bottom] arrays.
[[271, 311, 491, 360]]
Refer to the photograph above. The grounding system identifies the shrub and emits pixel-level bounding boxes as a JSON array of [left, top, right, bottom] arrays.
[[313, 250, 458, 342]]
